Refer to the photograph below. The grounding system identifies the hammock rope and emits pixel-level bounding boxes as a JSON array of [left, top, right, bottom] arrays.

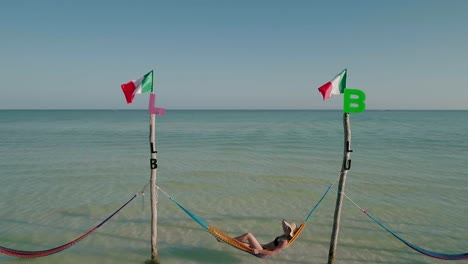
[[156, 183, 335, 256], [343, 192, 468, 261], [0, 193, 139, 258]]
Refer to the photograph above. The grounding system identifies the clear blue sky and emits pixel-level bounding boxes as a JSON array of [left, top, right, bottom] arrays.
[[1, 0, 467, 110]]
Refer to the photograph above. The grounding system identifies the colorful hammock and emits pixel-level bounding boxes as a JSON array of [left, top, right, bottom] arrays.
[[0, 194, 137, 258], [362, 210, 468, 261], [159, 184, 334, 256]]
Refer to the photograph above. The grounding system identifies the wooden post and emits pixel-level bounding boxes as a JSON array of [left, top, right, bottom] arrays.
[[149, 113, 160, 263], [327, 112, 352, 264]]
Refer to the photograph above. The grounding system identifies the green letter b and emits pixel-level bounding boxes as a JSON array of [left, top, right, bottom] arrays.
[[344, 89, 366, 113]]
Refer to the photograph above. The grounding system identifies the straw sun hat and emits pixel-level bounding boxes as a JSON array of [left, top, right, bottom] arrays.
[[282, 220, 298, 237]]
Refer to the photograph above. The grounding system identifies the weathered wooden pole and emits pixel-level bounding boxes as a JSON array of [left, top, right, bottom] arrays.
[[149, 113, 159, 263], [327, 112, 352, 264]]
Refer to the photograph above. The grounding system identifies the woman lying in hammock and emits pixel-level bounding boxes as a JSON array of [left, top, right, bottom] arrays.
[[234, 220, 298, 258]]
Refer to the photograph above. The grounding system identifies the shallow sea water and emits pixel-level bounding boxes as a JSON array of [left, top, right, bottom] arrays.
[[0, 110, 467, 264]]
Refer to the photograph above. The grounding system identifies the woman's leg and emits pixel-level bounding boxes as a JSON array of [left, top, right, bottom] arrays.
[[234, 232, 263, 250]]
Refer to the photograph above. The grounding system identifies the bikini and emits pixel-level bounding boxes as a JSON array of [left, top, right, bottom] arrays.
[[273, 235, 291, 247]]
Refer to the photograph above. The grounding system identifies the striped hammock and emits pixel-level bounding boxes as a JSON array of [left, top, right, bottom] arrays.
[[0, 194, 137, 258], [364, 211, 468, 261]]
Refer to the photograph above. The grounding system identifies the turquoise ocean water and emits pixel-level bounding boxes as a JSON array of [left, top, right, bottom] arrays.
[[0, 110, 467, 264]]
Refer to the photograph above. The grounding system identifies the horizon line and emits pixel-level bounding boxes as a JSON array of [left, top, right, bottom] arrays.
[[1, 109, 467, 111]]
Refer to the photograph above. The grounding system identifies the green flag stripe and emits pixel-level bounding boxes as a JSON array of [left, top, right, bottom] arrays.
[[339, 69, 347, 93], [141, 70, 153, 93]]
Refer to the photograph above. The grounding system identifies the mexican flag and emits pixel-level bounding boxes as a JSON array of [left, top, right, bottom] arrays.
[[121, 70, 153, 104], [318, 69, 347, 100]]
